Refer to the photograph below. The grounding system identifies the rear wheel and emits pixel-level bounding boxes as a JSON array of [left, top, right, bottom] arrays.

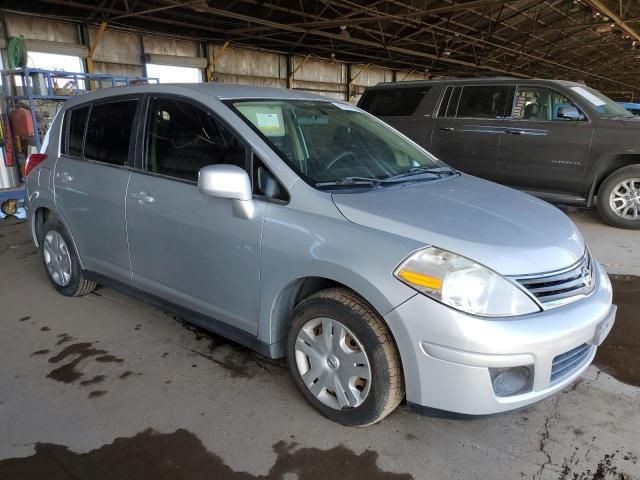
[[597, 165, 640, 229], [40, 217, 97, 296], [287, 288, 404, 426]]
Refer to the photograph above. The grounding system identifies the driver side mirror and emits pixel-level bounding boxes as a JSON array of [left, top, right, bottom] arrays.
[[198, 164, 255, 220], [557, 106, 585, 121]]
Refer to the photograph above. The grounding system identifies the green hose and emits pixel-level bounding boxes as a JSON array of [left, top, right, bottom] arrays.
[[7, 36, 27, 69]]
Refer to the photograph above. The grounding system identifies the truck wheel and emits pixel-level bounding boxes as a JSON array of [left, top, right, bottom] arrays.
[[287, 288, 404, 426], [597, 165, 640, 229], [40, 217, 97, 296]]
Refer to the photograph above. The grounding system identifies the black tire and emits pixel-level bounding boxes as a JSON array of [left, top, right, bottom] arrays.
[[286, 288, 404, 426], [40, 217, 97, 296], [597, 165, 640, 229]]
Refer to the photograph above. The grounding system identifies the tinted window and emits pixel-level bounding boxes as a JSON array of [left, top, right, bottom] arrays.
[[446, 87, 462, 117], [84, 100, 137, 166], [359, 87, 430, 116], [64, 106, 89, 157], [512, 87, 586, 121], [457, 86, 509, 119], [145, 97, 247, 182], [437, 87, 452, 117]]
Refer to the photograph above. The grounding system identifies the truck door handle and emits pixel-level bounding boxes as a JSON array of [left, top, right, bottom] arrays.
[[439, 127, 455, 132], [505, 129, 524, 135], [131, 191, 155, 204]]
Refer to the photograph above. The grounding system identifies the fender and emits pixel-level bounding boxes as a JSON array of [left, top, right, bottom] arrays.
[[586, 150, 640, 206]]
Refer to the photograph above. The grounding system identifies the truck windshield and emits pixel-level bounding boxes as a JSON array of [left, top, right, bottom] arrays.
[[570, 86, 634, 118], [227, 99, 449, 188]]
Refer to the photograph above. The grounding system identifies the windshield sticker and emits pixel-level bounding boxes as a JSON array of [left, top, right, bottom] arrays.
[[256, 113, 281, 130], [331, 102, 360, 112], [570, 87, 606, 106]]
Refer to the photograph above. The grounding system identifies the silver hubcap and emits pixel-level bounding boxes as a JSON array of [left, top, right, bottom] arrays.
[[43, 231, 72, 287], [609, 178, 640, 220], [294, 317, 371, 410]]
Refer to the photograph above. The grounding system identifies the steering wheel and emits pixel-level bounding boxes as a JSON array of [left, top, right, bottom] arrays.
[[324, 151, 358, 172]]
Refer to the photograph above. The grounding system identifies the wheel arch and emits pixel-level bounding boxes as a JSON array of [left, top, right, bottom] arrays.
[[588, 153, 640, 206], [30, 204, 85, 269]]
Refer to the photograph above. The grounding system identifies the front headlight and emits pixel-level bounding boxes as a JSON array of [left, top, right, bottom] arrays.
[[394, 247, 540, 317]]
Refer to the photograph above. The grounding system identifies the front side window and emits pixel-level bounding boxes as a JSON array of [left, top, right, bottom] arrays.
[[457, 86, 509, 119], [84, 100, 137, 166], [145, 97, 247, 182], [358, 87, 430, 116], [228, 100, 447, 188], [512, 87, 585, 121], [63, 106, 89, 157]]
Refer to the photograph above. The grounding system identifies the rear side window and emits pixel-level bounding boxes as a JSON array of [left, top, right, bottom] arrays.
[[62, 106, 89, 157], [437, 87, 452, 117], [84, 100, 137, 166], [359, 87, 430, 116], [445, 87, 462, 117], [457, 86, 509, 119]]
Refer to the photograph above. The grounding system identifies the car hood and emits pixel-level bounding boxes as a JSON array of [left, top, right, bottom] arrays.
[[331, 174, 585, 276]]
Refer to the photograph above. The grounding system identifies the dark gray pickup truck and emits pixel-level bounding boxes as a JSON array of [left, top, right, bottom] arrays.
[[358, 78, 640, 229]]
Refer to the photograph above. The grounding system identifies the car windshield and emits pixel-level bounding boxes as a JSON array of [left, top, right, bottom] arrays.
[[569, 86, 634, 118], [227, 99, 449, 188]]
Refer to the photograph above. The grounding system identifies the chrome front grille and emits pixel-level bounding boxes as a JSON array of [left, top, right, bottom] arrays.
[[514, 252, 595, 309], [550, 343, 593, 384]]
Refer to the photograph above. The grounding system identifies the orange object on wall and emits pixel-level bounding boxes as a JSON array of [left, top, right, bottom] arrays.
[[2, 115, 15, 167], [9, 107, 34, 136]]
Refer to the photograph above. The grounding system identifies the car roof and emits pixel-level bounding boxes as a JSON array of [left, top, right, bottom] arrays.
[[62, 83, 334, 108], [365, 77, 587, 90]]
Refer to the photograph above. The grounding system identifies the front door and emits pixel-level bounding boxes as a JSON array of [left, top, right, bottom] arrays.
[[430, 85, 510, 181], [495, 85, 594, 195], [54, 98, 139, 283], [125, 96, 266, 334]]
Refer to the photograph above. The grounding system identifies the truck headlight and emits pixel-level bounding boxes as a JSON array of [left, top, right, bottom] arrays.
[[394, 247, 540, 317]]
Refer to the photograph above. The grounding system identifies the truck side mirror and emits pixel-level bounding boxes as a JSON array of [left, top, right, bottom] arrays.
[[557, 106, 584, 121]]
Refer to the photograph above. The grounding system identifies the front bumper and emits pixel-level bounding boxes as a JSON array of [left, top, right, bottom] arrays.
[[384, 259, 615, 415]]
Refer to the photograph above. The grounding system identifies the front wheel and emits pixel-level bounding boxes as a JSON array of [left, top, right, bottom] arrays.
[[286, 288, 404, 426], [597, 165, 640, 229]]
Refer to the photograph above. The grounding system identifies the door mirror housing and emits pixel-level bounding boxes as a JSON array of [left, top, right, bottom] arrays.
[[198, 164, 255, 219], [557, 106, 584, 121]]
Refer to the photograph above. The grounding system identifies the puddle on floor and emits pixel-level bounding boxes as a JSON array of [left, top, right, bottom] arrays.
[[0, 428, 412, 480], [594, 275, 640, 387]]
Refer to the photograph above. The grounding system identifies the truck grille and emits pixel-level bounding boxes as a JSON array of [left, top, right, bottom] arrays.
[[514, 252, 594, 309], [550, 343, 593, 384]]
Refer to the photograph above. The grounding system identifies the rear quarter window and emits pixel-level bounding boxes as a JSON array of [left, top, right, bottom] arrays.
[[61, 106, 90, 157], [358, 86, 430, 116]]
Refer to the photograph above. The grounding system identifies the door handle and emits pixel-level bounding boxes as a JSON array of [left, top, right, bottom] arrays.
[[439, 127, 455, 132], [57, 172, 73, 182], [131, 191, 155, 204], [505, 129, 524, 135]]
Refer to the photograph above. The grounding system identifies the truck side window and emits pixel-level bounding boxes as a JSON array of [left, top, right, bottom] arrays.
[[457, 86, 509, 119], [437, 87, 452, 117], [144, 97, 248, 182], [445, 87, 462, 117], [358, 87, 430, 116], [512, 87, 585, 121]]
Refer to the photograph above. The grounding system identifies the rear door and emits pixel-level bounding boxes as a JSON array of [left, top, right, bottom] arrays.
[[125, 95, 267, 334], [495, 85, 593, 195], [54, 98, 139, 283], [430, 84, 511, 181]]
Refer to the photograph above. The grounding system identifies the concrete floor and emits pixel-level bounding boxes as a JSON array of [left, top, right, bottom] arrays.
[[0, 209, 639, 480]]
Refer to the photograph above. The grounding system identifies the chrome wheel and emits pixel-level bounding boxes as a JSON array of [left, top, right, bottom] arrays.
[[43, 230, 72, 286], [294, 317, 371, 410], [609, 178, 640, 219]]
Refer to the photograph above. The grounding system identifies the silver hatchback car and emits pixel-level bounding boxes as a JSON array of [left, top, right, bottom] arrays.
[[25, 84, 616, 426]]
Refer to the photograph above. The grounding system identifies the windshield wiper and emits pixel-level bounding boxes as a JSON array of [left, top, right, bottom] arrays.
[[315, 176, 382, 188], [381, 166, 458, 183]]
